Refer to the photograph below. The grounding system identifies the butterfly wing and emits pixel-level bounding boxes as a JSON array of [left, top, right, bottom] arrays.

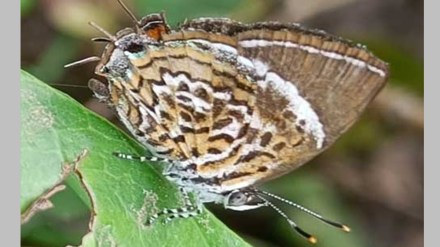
[[175, 18, 388, 184], [95, 18, 388, 192]]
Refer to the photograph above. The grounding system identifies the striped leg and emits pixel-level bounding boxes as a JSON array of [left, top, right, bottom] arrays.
[[146, 187, 203, 225], [164, 206, 203, 223], [113, 152, 172, 163]]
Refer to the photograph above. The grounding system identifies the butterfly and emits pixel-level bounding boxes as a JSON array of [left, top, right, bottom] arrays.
[[66, 0, 388, 243]]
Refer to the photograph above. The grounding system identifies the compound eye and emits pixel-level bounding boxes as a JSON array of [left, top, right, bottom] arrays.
[[224, 190, 267, 211], [228, 191, 248, 206], [125, 42, 145, 53]]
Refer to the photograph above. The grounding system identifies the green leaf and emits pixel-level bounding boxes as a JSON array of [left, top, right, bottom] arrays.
[[20, 70, 251, 247]]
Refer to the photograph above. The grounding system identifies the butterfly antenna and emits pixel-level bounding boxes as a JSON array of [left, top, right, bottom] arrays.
[[256, 195, 318, 244], [91, 37, 113, 43], [160, 11, 168, 23], [88, 21, 116, 41], [117, 0, 139, 24], [49, 83, 89, 89], [257, 190, 350, 232], [64, 56, 101, 68]]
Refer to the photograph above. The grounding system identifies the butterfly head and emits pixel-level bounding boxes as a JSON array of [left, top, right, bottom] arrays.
[[115, 0, 170, 41], [224, 189, 267, 211], [137, 13, 170, 41]]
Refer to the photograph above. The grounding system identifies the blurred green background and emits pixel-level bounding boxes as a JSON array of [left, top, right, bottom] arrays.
[[21, 0, 423, 246]]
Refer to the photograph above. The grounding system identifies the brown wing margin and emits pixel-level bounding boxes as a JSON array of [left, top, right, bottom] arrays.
[[178, 17, 389, 149]]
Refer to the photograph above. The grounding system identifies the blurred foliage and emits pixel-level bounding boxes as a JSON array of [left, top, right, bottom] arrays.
[[28, 35, 80, 84], [262, 172, 368, 247], [330, 113, 387, 158], [133, 0, 270, 25], [365, 39, 424, 96], [135, 0, 245, 25], [21, 0, 36, 16]]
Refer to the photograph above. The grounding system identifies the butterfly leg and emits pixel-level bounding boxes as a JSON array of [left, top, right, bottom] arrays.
[[146, 187, 203, 225], [113, 152, 172, 163]]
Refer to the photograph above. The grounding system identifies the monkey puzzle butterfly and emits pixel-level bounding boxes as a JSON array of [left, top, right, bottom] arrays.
[[66, 0, 388, 243]]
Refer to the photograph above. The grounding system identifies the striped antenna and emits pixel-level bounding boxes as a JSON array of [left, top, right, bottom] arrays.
[[257, 189, 351, 233], [256, 195, 318, 244], [48, 84, 89, 89]]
